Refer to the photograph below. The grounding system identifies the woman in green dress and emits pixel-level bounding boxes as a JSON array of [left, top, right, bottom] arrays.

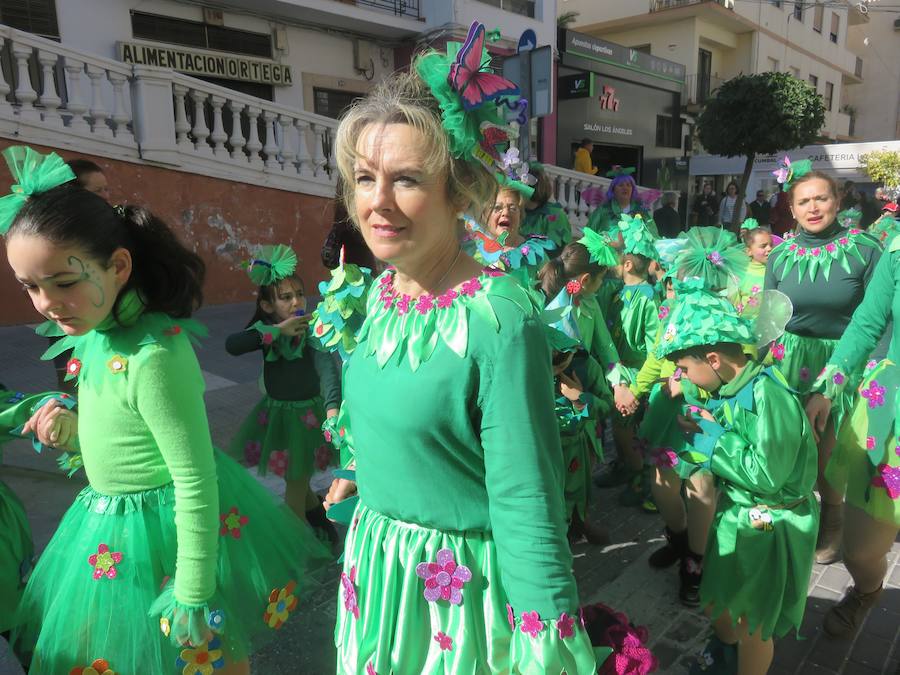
[[585, 167, 652, 248], [322, 29, 598, 674]]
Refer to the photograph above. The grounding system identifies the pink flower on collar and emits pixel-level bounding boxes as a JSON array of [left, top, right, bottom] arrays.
[[825, 242, 837, 253], [415, 294, 435, 315], [460, 278, 483, 297], [437, 289, 459, 309], [839, 237, 850, 246], [396, 294, 412, 315]]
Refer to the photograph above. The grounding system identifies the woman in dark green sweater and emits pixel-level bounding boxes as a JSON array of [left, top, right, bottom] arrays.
[[764, 163, 881, 565]]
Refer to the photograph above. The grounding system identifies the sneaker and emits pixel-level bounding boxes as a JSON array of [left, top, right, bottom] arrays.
[[689, 635, 737, 674], [823, 585, 883, 639], [648, 527, 687, 569], [594, 461, 638, 489], [641, 496, 658, 514], [679, 552, 703, 608]]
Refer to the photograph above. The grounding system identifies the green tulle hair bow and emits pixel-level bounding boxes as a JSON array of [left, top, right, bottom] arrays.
[[740, 217, 761, 231], [0, 146, 76, 236], [244, 244, 298, 287], [578, 228, 619, 267]]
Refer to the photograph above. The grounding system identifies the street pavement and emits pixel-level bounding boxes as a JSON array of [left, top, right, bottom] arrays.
[[0, 301, 898, 674]]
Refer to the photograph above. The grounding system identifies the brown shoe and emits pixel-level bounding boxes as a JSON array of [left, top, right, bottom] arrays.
[[815, 502, 843, 564], [823, 585, 883, 639]]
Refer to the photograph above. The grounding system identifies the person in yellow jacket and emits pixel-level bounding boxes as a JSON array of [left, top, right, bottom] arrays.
[[574, 138, 598, 175]]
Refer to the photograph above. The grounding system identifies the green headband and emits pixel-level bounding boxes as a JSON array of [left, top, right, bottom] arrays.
[[606, 165, 636, 179], [0, 146, 77, 236], [244, 244, 298, 287]]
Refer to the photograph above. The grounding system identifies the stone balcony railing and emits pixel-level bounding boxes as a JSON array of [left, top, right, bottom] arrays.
[[0, 22, 652, 229]]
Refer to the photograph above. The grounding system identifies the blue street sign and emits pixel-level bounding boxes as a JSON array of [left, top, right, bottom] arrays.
[[517, 29, 537, 54]]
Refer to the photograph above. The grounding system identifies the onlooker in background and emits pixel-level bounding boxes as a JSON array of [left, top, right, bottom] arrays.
[[653, 191, 682, 238], [67, 158, 109, 201], [874, 187, 887, 205], [859, 191, 881, 229], [769, 189, 795, 237], [840, 180, 858, 211], [321, 179, 376, 271], [718, 180, 747, 230], [573, 138, 598, 175], [748, 189, 771, 224], [692, 182, 719, 227]]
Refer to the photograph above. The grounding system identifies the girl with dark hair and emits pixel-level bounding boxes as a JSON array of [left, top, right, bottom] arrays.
[[1, 147, 330, 674], [226, 245, 340, 531]]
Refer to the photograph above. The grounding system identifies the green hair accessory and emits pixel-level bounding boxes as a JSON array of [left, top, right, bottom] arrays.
[[0, 146, 76, 236], [618, 213, 660, 261], [656, 286, 755, 359], [244, 244, 298, 287], [606, 165, 636, 179], [740, 217, 761, 231], [578, 228, 619, 267], [773, 155, 813, 192], [674, 227, 747, 292], [837, 208, 862, 229]]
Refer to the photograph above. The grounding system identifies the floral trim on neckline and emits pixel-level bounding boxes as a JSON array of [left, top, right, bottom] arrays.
[[357, 268, 539, 371], [770, 228, 878, 283]]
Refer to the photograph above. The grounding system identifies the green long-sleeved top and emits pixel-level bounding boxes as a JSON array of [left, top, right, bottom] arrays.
[[225, 328, 341, 409], [611, 283, 660, 370], [43, 294, 219, 607], [816, 238, 900, 397], [346, 270, 580, 620], [764, 222, 881, 338]]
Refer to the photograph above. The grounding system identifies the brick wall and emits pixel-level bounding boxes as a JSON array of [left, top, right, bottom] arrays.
[[0, 140, 335, 326]]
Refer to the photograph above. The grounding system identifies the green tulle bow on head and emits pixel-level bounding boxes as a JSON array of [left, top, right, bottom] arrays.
[[244, 244, 298, 287], [657, 286, 755, 359], [772, 155, 813, 193], [674, 226, 747, 292], [618, 213, 660, 262], [0, 146, 76, 236], [578, 228, 619, 267], [740, 217, 761, 231], [606, 165, 636, 179]]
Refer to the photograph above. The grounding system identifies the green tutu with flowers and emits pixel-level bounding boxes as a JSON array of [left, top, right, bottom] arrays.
[[827, 360, 900, 526], [11, 450, 331, 674], [768, 331, 863, 427], [335, 504, 597, 675], [227, 395, 331, 481]]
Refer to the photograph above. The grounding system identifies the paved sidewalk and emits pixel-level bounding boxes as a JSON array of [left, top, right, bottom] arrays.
[[1, 302, 898, 674]]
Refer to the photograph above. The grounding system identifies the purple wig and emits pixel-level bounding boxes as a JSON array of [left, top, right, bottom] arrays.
[[605, 174, 638, 204]]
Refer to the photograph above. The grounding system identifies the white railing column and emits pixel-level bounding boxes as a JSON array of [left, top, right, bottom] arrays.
[[209, 95, 228, 158], [108, 71, 131, 140], [227, 100, 246, 161], [278, 115, 296, 174], [37, 50, 62, 127], [11, 41, 39, 121], [262, 110, 280, 170], [63, 58, 90, 132], [85, 65, 112, 138], [130, 65, 180, 165], [294, 119, 313, 177], [0, 37, 13, 117], [245, 106, 263, 169]]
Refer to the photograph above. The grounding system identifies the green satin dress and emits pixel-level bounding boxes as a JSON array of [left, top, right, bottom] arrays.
[[520, 202, 572, 248], [688, 363, 819, 640]]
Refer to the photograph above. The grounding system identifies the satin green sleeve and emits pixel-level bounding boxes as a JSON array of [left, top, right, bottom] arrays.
[[578, 296, 621, 372], [704, 380, 808, 496], [631, 317, 667, 398], [817, 248, 898, 398], [132, 340, 219, 606], [480, 309, 578, 617]]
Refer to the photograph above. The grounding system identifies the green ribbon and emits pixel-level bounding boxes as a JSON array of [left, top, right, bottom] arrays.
[[0, 146, 76, 236]]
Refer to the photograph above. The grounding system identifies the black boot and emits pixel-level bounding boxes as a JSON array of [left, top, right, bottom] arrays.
[[679, 550, 703, 608], [648, 527, 687, 569]]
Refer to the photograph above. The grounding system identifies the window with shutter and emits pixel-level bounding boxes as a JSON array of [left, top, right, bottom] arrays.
[[0, 0, 60, 39]]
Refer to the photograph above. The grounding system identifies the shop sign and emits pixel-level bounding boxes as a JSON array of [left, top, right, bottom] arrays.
[[583, 122, 634, 138], [562, 30, 685, 83], [559, 73, 592, 100], [118, 42, 293, 86]]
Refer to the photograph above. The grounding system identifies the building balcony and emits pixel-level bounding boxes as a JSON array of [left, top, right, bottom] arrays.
[[651, 0, 734, 11], [824, 110, 852, 139], [210, 0, 424, 39]]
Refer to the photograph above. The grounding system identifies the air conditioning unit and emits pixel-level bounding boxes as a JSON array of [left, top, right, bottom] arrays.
[[894, 17, 900, 30], [354, 39, 373, 72]]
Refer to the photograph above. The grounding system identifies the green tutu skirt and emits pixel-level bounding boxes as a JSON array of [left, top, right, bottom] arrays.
[[701, 493, 818, 641], [228, 395, 330, 481], [12, 451, 331, 674], [769, 332, 862, 426], [0, 480, 32, 634], [335, 504, 597, 674], [827, 360, 900, 527]]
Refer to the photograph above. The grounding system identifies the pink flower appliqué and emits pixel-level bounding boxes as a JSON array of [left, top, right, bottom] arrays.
[[557, 612, 575, 640], [268, 450, 288, 477], [434, 632, 453, 651], [366, 664, 376, 675], [658, 306, 670, 320], [314, 444, 332, 471], [520, 245, 531, 256], [262, 333, 274, 346], [867, 436, 876, 450], [257, 409, 269, 426], [244, 440, 261, 465], [861, 380, 886, 408], [547, 214, 558, 222], [88, 543, 122, 580], [839, 237, 850, 246], [751, 285, 761, 294], [871, 464, 900, 499], [396, 294, 412, 315], [799, 367, 810, 381], [833, 371, 845, 385], [866, 359, 878, 371], [520, 611, 544, 638], [415, 549, 472, 605], [788, 243, 798, 252], [825, 242, 837, 253], [797, 247, 807, 256], [706, 251, 723, 266], [437, 289, 458, 309], [460, 278, 483, 297], [849, 228, 861, 235], [415, 294, 435, 315], [895, 445, 900, 458], [341, 566, 360, 619], [811, 247, 821, 257], [507, 603, 515, 630], [651, 447, 679, 469], [219, 506, 249, 538], [771, 343, 785, 361], [301, 410, 319, 429]]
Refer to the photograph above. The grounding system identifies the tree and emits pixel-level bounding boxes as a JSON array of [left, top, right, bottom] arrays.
[[862, 150, 900, 200], [696, 72, 825, 229], [557, 11, 580, 28]]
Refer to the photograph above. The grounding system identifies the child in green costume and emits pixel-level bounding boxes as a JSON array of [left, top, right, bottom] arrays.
[[658, 287, 818, 675], [735, 219, 772, 320], [1, 146, 330, 675], [226, 244, 340, 529]]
